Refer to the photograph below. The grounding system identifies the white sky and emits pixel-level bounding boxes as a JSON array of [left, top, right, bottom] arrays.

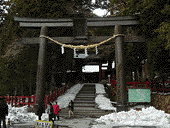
[[93, 8, 110, 17]]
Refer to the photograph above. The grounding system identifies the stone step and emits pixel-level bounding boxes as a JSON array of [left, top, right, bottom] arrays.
[[83, 85, 95, 87], [60, 109, 113, 114], [74, 103, 95, 107], [74, 98, 95, 101], [78, 92, 95, 94], [74, 101, 95, 104], [76, 94, 95, 96], [76, 95, 95, 98], [72, 107, 100, 111], [59, 111, 114, 118], [79, 90, 96, 93], [59, 114, 103, 118], [77, 94, 95, 96], [80, 90, 95, 91], [59, 113, 112, 117], [81, 87, 95, 89], [79, 91, 95, 93], [61, 107, 114, 111]]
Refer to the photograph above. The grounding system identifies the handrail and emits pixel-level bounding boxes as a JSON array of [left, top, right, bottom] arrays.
[[110, 80, 170, 94], [0, 84, 73, 110]]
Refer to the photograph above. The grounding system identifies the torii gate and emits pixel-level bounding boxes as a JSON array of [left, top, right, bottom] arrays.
[[14, 14, 145, 116]]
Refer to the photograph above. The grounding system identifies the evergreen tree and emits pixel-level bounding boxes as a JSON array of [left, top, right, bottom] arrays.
[[109, 0, 170, 80]]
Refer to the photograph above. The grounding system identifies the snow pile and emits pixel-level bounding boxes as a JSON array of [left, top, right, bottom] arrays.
[[6, 104, 39, 124], [5, 83, 84, 123], [51, 83, 84, 109], [95, 84, 105, 94], [92, 106, 170, 128], [95, 94, 116, 111], [95, 84, 116, 111]]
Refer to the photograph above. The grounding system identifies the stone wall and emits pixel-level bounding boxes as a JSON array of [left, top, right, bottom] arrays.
[[151, 92, 170, 114], [110, 86, 170, 113]]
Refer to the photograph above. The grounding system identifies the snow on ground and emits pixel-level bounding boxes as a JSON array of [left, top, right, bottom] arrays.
[[51, 83, 84, 109], [92, 83, 170, 128], [5, 83, 84, 124], [92, 106, 170, 128], [4, 83, 170, 128], [95, 84, 117, 111]]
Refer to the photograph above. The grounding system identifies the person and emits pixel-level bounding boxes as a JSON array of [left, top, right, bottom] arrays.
[[52, 102, 59, 121], [37, 105, 45, 120], [0, 96, 8, 128], [47, 103, 54, 123], [68, 100, 74, 118]]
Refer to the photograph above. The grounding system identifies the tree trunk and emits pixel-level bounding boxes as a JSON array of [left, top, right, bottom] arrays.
[[30, 69, 32, 95], [14, 86, 17, 96], [21, 84, 24, 96]]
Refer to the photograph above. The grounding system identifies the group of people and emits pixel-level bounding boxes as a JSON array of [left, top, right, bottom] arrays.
[[0, 96, 74, 127], [47, 100, 74, 123]]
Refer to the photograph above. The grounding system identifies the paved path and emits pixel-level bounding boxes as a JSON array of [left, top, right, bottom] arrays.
[[6, 117, 96, 128]]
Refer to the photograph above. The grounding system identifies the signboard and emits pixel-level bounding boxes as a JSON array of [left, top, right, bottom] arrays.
[[35, 120, 53, 128], [74, 54, 89, 58], [128, 89, 150, 102]]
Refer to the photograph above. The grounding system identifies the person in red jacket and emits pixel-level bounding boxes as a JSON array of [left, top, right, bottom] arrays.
[[52, 102, 59, 121]]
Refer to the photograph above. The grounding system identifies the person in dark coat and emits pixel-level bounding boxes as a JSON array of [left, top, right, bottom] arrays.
[[68, 100, 74, 118], [47, 103, 54, 123], [37, 105, 45, 120], [0, 97, 8, 128]]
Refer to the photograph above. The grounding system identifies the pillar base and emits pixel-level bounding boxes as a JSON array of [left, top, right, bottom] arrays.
[[116, 104, 128, 112], [34, 104, 39, 115]]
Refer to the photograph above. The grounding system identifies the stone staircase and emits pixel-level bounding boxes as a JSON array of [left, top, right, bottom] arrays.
[[59, 83, 114, 119]]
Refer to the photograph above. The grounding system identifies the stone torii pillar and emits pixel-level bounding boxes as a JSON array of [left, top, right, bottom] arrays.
[[115, 25, 128, 112], [34, 26, 48, 118]]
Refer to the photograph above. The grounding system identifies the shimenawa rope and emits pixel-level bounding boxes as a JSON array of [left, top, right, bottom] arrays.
[[39, 34, 124, 50]]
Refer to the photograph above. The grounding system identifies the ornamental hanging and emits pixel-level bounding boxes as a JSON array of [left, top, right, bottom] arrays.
[[96, 46, 98, 54], [85, 48, 88, 56], [74, 48, 76, 57], [61, 45, 64, 54]]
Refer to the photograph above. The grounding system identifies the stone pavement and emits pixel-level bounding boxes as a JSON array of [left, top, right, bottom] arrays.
[[6, 117, 96, 128], [6, 117, 158, 128]]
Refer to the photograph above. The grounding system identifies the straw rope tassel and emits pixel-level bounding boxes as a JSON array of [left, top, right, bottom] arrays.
[[96, 46, 98, 54], [61, 45, 64, 54], [74, 48, 76, 57], [85, 48, 88, 56]]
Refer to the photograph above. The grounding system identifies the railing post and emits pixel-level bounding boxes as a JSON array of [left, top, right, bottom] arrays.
[[14, 96, 16, 107], [61, 87, 64, 95], [28, 96, 30, 107], [33, 95, 35, 106], [47, 93, 49, 103], [52, 91, 54, 101], [19, 96, 20, 106], [146, 81, 148, 88], [133, 82, 136, 88], [11, 96, 12, 107], [162, 82, 165, 93], [54, 90, 56, 100], [5, 96, 7, 103], [45, 95, 47, 109], [7, 96, 9, 104]]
